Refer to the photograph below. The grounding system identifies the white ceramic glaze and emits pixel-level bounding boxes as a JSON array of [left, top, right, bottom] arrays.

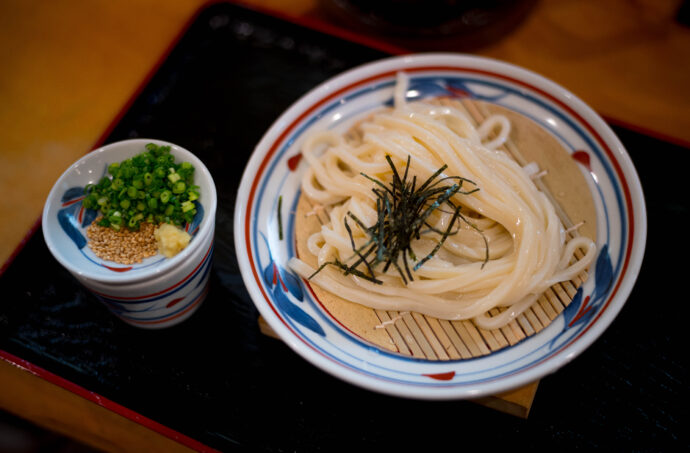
[[43, 139, 217, 328], [234, 54, 647, 399]]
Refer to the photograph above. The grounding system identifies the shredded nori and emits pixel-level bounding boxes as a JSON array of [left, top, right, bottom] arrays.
[[310, 155, 488, 284]]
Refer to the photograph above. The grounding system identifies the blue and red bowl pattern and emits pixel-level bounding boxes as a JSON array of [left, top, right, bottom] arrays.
[[57, 179, 209, 327], [241, 62, 641, 396], [92, 242, 213, 327]]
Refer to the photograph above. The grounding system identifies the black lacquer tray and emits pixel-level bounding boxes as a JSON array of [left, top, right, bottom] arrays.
[[0, 2, 686, 451]]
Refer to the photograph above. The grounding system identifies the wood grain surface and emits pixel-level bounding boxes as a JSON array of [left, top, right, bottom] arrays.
[[0, 359, 194, 452]]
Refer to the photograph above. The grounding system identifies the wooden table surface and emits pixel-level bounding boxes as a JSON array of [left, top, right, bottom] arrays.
[[1, 0, 688, 450]]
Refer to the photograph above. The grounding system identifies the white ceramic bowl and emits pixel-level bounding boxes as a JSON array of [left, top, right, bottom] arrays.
[[234, 54, 647, 399], [43, 139, 217, 328]]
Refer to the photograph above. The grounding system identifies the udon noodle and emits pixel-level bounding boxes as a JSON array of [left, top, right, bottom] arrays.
[[288, 73, 596, 329]]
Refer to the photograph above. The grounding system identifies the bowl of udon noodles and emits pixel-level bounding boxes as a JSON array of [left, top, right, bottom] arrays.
[[233, 54, 646, 399]]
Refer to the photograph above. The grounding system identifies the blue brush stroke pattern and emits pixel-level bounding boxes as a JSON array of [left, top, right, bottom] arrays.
[[383, 78, 509, 107], [554, 244, 614, 347], [57, 205, 87, 249], [188, 202, 204, 235], [81, 208, 98, 228], [259, 231, 321, 336], [262, 261, 274, 289], [272, 282, 325, 336], [562, 287, 584, 329], [593, 244, 614, 301], [58, 187, 97, 249], [61, 187, 86, 203], [280, 266, 303, 302]]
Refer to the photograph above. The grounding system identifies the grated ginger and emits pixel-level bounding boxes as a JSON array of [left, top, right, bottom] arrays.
[[154, 223, 191, 258]]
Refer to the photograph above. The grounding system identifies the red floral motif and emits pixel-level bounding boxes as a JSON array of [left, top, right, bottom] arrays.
[[102, 265, 133, 272], [166, 297, 184, 308], [423, 371, 456, 381], [287, 153, 302, 171], [572, 150, 591, 171], [568, 295, 593, 328]]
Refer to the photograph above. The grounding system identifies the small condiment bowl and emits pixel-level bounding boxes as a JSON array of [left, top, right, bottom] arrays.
[[43, 139, 217, 328]]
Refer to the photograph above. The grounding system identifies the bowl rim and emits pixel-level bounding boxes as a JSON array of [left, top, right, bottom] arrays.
[[234, 52, 647, 399], [43, 138, 217, 285]]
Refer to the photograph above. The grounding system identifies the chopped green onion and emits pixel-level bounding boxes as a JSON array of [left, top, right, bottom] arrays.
[[278, 195, 284, 240], [108, 211, 122, 225], [83, 143, 200, 231]]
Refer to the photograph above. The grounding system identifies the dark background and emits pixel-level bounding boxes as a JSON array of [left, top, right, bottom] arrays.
[[0, 3, 686, 451]]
